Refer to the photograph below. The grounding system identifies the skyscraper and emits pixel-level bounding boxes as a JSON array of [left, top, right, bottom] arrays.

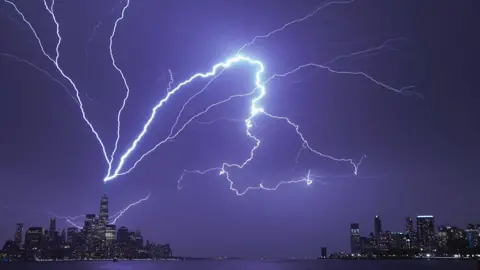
[[465, 224, 479, 249], [416, 215, 435, 251], [117, 226, 129, 244], [97, 194, 109, 245], [350, 223, 361, 254], [321, 247, 327, 258], [49, 217, 56, 240], [25, 227, 43, 250], [84, 214, 96, 245], [135, 230, 143, 247], [99, 194, 109, 227], [374, 215, 382, 247], [67, 227, 78, 245], [405, 217, 413, 233], [105, 224, 116, 246], [14, 223, 23, 245], [405, 217, 415, 248]]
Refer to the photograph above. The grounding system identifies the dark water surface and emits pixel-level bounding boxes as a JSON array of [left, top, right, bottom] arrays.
[[0, 260, 477, 270]]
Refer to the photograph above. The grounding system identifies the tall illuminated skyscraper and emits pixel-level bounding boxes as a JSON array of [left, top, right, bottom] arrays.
[[97, 194, 109, 243], [99, 194, 109, 226], [416, 215, 435, 251], [350, 223, 361, 254]]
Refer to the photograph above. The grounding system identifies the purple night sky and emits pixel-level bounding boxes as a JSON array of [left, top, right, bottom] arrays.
[[0, 0, 478, 258]]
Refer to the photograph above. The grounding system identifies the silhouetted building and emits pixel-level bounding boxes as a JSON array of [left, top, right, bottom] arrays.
[[25, 227, 43, 250], [321, 247, 327, 258], [67, 227, 79, 246], [374, 215, 382, 247], [405, 217, 413, 233], [389, 232, 408, 250], [416, 215, 435, 251], [135, 230, 143, 247], [350, 223, 361, 254], [117, 226, 129, 244], [60, 229, 66, 244], [49, 218, 56, 240], [14, 223, 23, 245], [466, 224, 480, 249]]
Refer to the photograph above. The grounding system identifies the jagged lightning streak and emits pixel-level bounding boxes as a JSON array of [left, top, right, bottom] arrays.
[[178, 169, 316, 196], [5, 0, 417, 195], [49, 213, 84, 229], [264, 63, 420, 98], [0, 52, 78, 103], [106, 37, 417, 185], [117, 90, 257, 177], [323, 37, 411, 66], [119, 41, 412, 188], [104, 56, 262, 181], [111, 192, 151, 224], [236, 0, 355, 54], [109, 0, 132, 170], [4, 0, 111, 165], [48, 193, 150, 227], [195, 117, 244, 125]]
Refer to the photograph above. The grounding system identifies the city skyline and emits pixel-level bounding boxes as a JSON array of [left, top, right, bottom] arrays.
[[1, 0, 478, 258], [2, 194, 172, 260], [348, 214, 480, 257]]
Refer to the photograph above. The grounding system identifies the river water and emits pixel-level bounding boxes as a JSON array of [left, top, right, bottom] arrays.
[[0, 260, 477, 270]]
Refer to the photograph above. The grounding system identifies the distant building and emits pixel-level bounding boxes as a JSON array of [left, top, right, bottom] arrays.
[[117, 226, 129, 244], [405, 217, 415, 249], [105, 225, 116, 246], [67, 227, 79, 245], [98, 194, 109, 243], [49, 218, 56, 240], [61, 229, 66, 244], [438, 225, 448, 249], [14, 223, 23, 245], [374, 215, 382, 247], [389, 232, 407, 250], [350, 223, 361, 254], [465, 224, 480, 249], [320, 247, 327, 258], [25, 227, 44, 250], [135, 230, 143, 247], [84, 214, 96, 248], [405, 217, 414, 233], [416, 215, 435, 251]]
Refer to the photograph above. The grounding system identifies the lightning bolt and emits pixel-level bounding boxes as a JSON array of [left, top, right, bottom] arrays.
[[4, 0, 111, 166], [4, 0, 419, 196], [195, 117, 244, 125], [48, 213, 84, 229], [110, 192, 151, 224], [322, 37, 412, 66], [236, 0, 356, 54], [178, 169, 316, 196], [0, 52, 78, 104], [108, 0, 131, 173], [49, 192, 151, 227]]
